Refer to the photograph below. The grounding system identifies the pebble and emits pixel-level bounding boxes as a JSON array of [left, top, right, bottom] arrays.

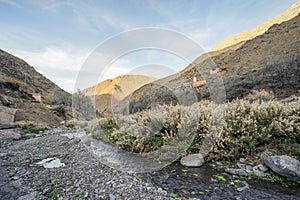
[[237, 181, 249, 192], [109, 194, 116, 200], [1, 128, 299, 200]]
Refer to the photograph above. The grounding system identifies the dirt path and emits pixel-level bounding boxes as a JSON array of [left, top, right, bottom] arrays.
[[0, 128, 299, 200]]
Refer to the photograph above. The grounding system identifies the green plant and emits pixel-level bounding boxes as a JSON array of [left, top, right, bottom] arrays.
[[73, 193, 84, 200], [48, 190, 60, 200], [147, 182, 154, 187], [20, 127, 48, 135], [136, 175, 143, 179], [250, 172, 261, 179], [213, 174, 226, 181], [51, 106, 66, 118], [66, 123, 75, 128], [170, 192, 178, 198], [50, 182, 60, 187], [263, 171, 296, 187]]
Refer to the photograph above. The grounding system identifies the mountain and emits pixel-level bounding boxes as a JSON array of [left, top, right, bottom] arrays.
[[82, 75, 156, 99], [0, 49, 72, 126], [122, 12, 300, 113], [81, 75, 157, 115], [211, 1, 300, 52]]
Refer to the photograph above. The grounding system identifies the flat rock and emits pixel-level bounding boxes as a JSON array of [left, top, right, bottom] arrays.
[[264, 155, 300, 181], [180, 154, 204, 167], [36, 157, 65, 168], [0, 106, 17, 124], [225, 168, 248, 176]]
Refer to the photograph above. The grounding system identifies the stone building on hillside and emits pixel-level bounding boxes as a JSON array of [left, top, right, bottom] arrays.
[[32, 93, 42, 102], [192, 76, 206, 88]]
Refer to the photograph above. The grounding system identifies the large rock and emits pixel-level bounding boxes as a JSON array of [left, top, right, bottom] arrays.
[[180, 154, 204, 167], [264, 155, 300, 181], [0, 106, 17, 124]]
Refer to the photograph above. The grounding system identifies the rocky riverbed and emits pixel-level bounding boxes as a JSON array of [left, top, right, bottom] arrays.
[[0, 127, 299, 200]]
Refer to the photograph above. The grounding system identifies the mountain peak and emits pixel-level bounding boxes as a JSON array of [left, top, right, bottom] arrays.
[[211, 1, 300, 52], [82, 74, 157, 98]]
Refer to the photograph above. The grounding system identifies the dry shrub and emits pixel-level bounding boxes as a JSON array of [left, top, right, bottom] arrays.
[[16, 120, 38, 129], [91, 90, 300, 161], [243, 89, 275, 102], [210, 97, 300, 161]]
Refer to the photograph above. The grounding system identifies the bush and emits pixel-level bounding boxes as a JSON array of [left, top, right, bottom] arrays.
[[20, 126, 48, 135], [210, 97, 300, 161], [90, 90, 300, 161], [51, 106, 66, 119], [3, 78, 21, 91]]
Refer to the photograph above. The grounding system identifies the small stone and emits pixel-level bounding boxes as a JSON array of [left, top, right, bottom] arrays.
[[248, 160, 255, 166], [245, 165, 253, 173], [239, 158, 246, 163], [12, 176, 19, 180], [180, 154, 204, 167], [225, 168, 248, 176], [237, 163, 245, 169], [109, 194, 116, 200], [237, 181, 249, 192], [18, 192, 37, 200], [210, 178, 218, 183], [257, 164, 268, 172], [253, 168, 269, 177], [80, 135, 91, 146], [0, 153, 8, 157]]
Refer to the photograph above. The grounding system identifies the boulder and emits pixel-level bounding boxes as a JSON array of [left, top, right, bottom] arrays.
[[0, 106, 17, 124], [264, 155, 300, 181], [180, 154, 204, 167]]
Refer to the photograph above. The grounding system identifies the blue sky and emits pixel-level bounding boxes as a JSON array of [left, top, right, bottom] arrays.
[[0, 0, 297, 92]]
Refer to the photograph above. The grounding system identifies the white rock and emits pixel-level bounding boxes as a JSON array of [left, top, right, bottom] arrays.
[[37, 157, 65, 168], [180, 154, 204, 167]]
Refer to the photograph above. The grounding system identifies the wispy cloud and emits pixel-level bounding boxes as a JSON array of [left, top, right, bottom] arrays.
[[0, 0, 19, 7], [8, 46, 89, 92], [12, 46, 88, 72]]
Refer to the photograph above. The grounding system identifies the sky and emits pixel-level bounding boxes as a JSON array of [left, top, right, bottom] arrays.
[[0, 0, 297, 92]]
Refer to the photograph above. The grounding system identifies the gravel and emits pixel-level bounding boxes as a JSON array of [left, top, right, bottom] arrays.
[[1, 127, 299, 200]]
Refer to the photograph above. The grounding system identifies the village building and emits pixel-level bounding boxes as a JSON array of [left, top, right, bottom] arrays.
[[192, 76, 206, 88], [31, 93, 42, 102]]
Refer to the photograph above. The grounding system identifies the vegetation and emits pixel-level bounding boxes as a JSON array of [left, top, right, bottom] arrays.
[[250, 170, 297, 187], [90, 90, 300, 162], [213, 174, 226, 181], [18, 121, 49, 134], [51, 106, 66, 119], [3, 78, 21, 91], [48, 190, 60, 200], [44, 93, 54, 104]]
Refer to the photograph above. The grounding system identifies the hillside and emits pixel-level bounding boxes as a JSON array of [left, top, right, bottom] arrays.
[[0, 49, 72, 126], [123, 13, 300, 113], [211, 0, 300, 52], [82, 75, 156, 99], [81, 75, 156, 114]]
